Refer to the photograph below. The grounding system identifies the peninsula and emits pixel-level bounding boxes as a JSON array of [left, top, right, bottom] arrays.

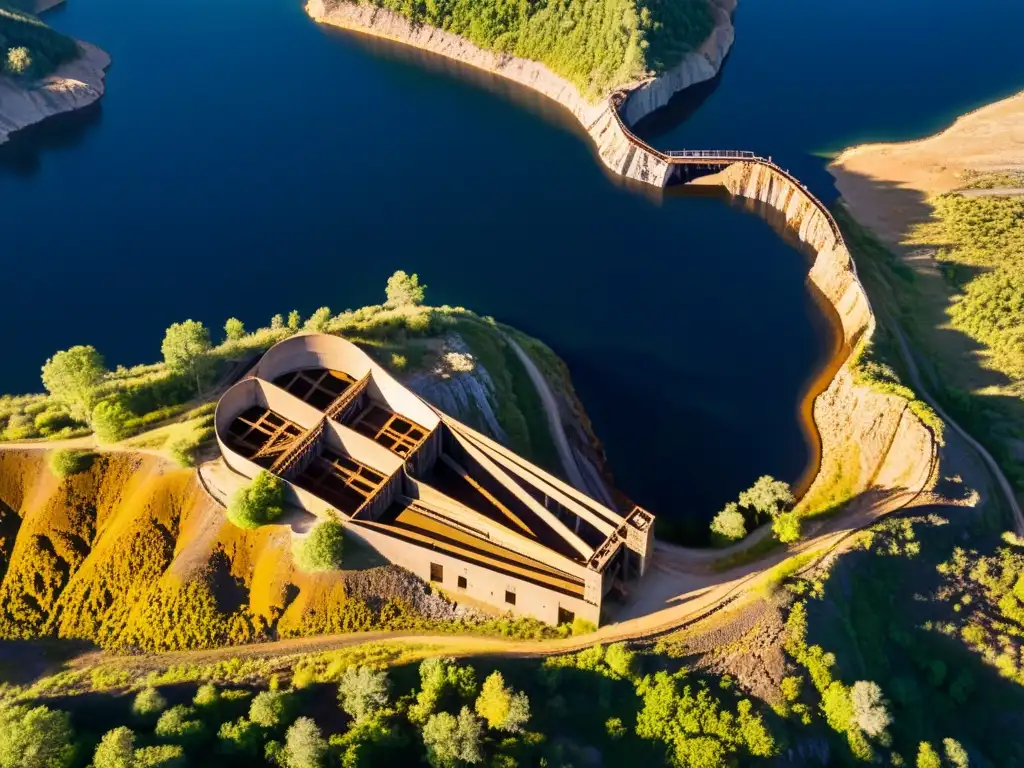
[[0, 1, 109, 145]]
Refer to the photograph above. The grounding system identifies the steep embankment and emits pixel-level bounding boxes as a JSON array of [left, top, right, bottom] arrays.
[[306, 0, 736, 186], [0, 451, 465, 652], [703, 163, 935, 515], [0, 40, 109, 145]]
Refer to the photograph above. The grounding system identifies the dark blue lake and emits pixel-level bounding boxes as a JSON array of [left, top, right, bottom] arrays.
[[2, 0, 1022, 539]]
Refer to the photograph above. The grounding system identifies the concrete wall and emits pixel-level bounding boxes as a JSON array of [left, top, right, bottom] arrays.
[[257, 333, 441, 430], [347, 520, 601, 625]]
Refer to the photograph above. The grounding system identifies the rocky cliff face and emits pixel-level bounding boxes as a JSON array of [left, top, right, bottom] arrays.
[[709, 162, 935, 507], [0, 42, 109, 146], [306, 0, 736, 187]]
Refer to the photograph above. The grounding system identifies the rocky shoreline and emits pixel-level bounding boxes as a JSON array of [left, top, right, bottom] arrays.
[[307, 0, 937, 528], [0, 40, 110, 146], [306, 0, 737, 185]]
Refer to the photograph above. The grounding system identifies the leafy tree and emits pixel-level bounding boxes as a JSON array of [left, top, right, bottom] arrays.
[[5, 46, 31, 75], [851, 681, 891, 738], [155, 705, 205, 745], [294, 514, 344, 571], [605, 717, 626, 739], [48, 449, 94, 478], [738, 475, 794, 522], [710, 502, 746, 544], [338, 666, 390, 723], [917, 742, 942, 768], [194, 682, 220, 708], [421, 707, 482, 768], [91, 398, 134, 443], [161, 319, 212, 394], [604, 642, 636, 679], [385, 271, 427, 307], [271, 314, 285, 330], [780, 676, 803, 702], [132, 687, 168, 719], [943, 738, 969, 768], [218, 718, 262, 757], [40, 344, 107, 422], [0, 704, 75, 768], [409, 658, 478, 725], [93, 727, 135, 768], [250, 690, 290, 729], [225, 317, 246, 341], [287, 310, 302, 332], [133, 745, 185, 767], [475, 671, 529, 732], [283, 717, 327, 768], [228, 470, 286, 529], [305, 307, 332, 333], [772, 511, 802, 544]]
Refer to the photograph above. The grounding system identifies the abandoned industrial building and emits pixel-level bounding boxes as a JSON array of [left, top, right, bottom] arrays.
[[214, 333, 654, 626]]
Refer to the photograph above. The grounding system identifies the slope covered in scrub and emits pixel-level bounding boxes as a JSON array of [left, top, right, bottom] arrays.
[[351, 0, 715, 96], [0, 452, 472, 652]]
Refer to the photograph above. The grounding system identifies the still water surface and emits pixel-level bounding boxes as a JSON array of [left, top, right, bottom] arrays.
[[2, 0, 1022, 538]]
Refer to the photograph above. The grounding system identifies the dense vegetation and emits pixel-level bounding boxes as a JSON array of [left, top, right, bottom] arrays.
[[904, 184, 1024, 488], [0, 271, 558, 473], [0, 641, 779, 768], [771, 510, 1024, 767], [353, 0, 716, 96], [0, 3, 79, 79]]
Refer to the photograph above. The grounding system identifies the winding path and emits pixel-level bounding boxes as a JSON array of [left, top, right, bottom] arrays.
[[887, 319, 1024, 531], [503, 334, 588, 492]]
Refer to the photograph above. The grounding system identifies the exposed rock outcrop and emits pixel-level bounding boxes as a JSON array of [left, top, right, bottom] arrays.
[[709, 162, 935, 508], [306, 0, 736, 186], [0, 41, 110, 145]]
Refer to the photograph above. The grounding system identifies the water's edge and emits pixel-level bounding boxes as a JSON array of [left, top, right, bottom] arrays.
[[309, 0, 936, 521], [0, 41, 109, 146]]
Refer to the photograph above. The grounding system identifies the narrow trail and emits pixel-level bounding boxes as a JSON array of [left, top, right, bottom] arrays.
[[502, 334, 588, 491], [886, 318, 1023, 532]]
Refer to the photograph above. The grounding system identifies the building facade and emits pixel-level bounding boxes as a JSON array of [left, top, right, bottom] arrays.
[[214, 333, 654, 626]]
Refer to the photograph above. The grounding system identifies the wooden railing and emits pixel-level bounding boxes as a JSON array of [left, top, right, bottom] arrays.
[[606, 91, 845, 245]]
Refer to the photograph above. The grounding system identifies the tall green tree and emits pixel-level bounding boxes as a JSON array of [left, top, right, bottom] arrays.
[[224, 317, 246, 341], [338, 666, 390, 723], [93, 727, 135, 768], [475, 671, 529, 732], [283, 717, 327, 768], [738, 475, 794, 522], [41, 344, 107, 423], [305, 307, 332, 333], [161, 320, 212, 395], [0, 703, 76, 768], [385, 271, 426, 307], [287, 310, 302, 332], [710, 502, 746, 544], [421, 707, 482, 768]]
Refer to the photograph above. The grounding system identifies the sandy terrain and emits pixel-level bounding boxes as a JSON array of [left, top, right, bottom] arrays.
[[829, 90, 1024, 247]]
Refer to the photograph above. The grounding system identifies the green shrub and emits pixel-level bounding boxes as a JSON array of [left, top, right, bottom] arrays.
[[132, 687, 168, 719], [227, 471, 285, 529], [571, 617, 597, 636], [5, 45, 30, 75], [217, 717, 261, 757], [33, 408, 76, 436], [92, 398, 135, 443], [249, 690, 290, 729], [48, 449, 95, 478], [390, 353, 408, 371], [385, 271, 426, 308], [293, 514, 344, 572], [154, 705, 205, 745], [134, 744, 185, 768], [224, 317, 245, 341]]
